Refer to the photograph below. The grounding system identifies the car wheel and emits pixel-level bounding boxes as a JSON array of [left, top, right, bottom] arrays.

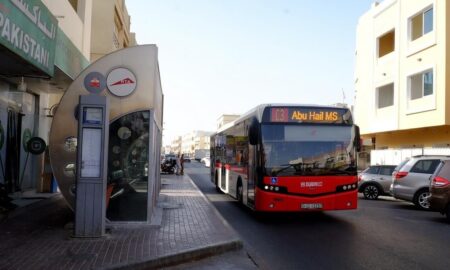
[[413, 189, 430, 210], [363, 184, 380, 200]]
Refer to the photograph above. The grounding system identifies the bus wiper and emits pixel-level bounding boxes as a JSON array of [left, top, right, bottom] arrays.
[[271, 162, 317, 176], [271, 163, 299, 176]]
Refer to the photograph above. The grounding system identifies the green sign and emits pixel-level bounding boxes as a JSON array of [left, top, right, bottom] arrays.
[[55, 28, 89, 79], [0, 0, 58, 76], [22, 128, 32, 152]]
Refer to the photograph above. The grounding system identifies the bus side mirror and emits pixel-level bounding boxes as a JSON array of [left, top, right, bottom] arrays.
[[354, 125, 361, 152], [248, 118, 259, 145]]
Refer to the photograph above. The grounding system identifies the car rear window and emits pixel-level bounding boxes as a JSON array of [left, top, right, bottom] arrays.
[[379, 166, 395, 175], [395, 159, 409, 171], [364, 166, 379, 174], [410, 159, 441, 174], [437, 161, 450, 179]]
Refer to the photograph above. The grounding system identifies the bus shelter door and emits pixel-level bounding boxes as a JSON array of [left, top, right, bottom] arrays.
[[247, 144, 256, 206]]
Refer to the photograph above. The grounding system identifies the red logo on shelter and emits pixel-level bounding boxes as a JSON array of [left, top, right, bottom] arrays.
[[110, 78, 135, 86], [89, 78, 100, 88]]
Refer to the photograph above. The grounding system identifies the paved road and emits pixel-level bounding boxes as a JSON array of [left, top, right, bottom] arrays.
[[185, 162, 450, 270]]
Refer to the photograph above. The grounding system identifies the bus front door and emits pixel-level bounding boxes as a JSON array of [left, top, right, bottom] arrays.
[[247, 144, 256, 207]]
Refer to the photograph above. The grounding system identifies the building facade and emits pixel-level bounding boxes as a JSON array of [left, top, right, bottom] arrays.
[[90, 0, 136, 61], [181, 131, 213, 158], [354, 0, 450, 165], [170, 136, 182, 155], [0, 0, 136, 196], [217, 114, 240, 130], [0, 0, 91, 194]]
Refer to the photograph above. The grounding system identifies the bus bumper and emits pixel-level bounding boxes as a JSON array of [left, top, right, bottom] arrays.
[[254, 188, 358, 212]]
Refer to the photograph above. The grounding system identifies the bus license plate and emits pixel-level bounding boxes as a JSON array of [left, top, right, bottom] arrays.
[[301, 203, 323, 209]]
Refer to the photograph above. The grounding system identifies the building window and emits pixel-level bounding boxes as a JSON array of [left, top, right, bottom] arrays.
[[410, 7, 433, 41], [409, 70, 433, 100], [69, 0, 78, 12], [377, 83, 394, 108], [378, 30, 395, 58]]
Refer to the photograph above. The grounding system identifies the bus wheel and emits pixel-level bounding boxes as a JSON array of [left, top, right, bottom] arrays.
[[237, 181, 243, 203], [215, 175, 222, 193]]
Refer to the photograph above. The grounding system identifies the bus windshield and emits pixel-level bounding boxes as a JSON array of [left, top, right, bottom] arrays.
[[262, 124, 356, 176]]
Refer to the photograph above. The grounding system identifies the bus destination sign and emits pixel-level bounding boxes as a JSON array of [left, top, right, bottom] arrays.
[[268, 107, 350, 124]]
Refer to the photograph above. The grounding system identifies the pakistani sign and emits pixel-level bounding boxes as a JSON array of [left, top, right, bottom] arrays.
[[0, 0, 58, 77]]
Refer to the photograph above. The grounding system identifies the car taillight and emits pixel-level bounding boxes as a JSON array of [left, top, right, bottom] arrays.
[[432, 176, 450, 188], [394, 171, 408, 180], [358, 175, 362, 182]]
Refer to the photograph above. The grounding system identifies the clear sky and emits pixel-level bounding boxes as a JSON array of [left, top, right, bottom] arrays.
[[126, 0, 375, 145]]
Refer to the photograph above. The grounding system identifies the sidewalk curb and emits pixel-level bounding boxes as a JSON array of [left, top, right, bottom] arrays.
[[185, 173, 242, 235], [103, 173, 244, 270], [106, 239, 243, 270]]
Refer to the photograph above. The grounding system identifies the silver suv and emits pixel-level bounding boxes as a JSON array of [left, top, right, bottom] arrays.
[[390, 156, 450, 210], [358, 165, 396, 200]]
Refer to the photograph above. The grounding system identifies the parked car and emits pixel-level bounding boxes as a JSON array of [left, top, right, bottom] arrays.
[[429, 160, 450, 222], [390, 155, 450, 210], [358, 165, 396, 200], [392, 158, 410, 178]]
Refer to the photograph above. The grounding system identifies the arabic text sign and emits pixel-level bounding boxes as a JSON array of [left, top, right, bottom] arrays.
[[0, 0, 58, 76]]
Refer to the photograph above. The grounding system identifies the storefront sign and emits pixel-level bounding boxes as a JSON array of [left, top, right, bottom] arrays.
[[22, 128, 32, 151], [55, 28, 89, 79], [0, 0, 58, 76], [107, 68, 137, 97]]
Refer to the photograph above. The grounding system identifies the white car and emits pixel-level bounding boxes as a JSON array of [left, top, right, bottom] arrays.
[[201, 157, 211, 167]]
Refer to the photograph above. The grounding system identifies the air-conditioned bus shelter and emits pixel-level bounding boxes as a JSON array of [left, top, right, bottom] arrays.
[[49, 45, 163, 224]]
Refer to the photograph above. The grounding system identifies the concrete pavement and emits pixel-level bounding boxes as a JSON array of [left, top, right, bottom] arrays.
[[0, 173, 253, 269]]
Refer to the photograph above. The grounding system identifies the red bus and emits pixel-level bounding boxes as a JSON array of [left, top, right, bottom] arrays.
[[210, 104, 361, 212]]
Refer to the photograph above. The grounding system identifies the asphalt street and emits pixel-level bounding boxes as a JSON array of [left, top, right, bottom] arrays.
[[185, 162, 450, 270]]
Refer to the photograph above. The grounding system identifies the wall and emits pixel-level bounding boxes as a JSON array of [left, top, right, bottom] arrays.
[[42, 0, 90, 59], [90, 1, 115, 61], [354, 0, 447, 136]]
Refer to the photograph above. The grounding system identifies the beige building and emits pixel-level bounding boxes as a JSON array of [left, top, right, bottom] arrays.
[[0, 0, 137, 193], [354, 0, 450, 165], [0, 0, 94, 192], [90, 0, 137, 61], [181, 131, 213, 158], [217, 114, 240, 130], [170, 136, 182, 155]]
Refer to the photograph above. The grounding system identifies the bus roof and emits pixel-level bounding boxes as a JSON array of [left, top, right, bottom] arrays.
[[213, 103, 350, 135], [240, 103, 348, 123]]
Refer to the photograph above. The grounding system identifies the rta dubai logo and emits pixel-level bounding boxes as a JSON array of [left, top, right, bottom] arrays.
[[110, 78, 135, 86], [107, 67, 137, 97]]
